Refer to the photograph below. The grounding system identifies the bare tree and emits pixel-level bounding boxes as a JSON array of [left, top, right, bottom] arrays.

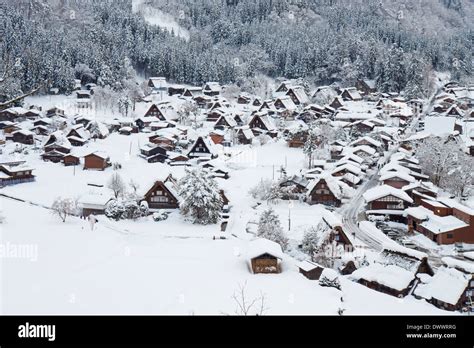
[[51, 197, 77, 222], [177, 101, 198, 126], [416, 137, 459, 186], [129, 179, 140, 198], [232, 281, 269, 316], [107, 173, 126, 199]]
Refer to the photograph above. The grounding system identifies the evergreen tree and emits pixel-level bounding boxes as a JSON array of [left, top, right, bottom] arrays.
[[178, 168, 223, 225], [257, 208, 288, 250]]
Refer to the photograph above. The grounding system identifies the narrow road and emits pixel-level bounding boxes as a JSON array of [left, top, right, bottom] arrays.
[[341, 86, 442, 253]]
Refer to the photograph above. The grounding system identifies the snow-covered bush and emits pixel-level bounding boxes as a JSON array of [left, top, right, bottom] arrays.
[[178, 168, 223, 225], [302, 223, 328, 257], [51, 197, 78, 223], [249, 179, 282, 203], [153, 210, 169, 222], [319, 269, 341, 290], [105, 199, 148, 220], [257, 208, 288, 250], [256, 134, 271, 145], [105, 199, 126, 220]]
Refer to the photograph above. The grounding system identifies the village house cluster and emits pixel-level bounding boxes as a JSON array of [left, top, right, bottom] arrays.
[[1, 75, 474, 313]]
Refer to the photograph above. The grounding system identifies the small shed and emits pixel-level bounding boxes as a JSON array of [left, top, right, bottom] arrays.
[[84, 152, 110, 171], [63, 154, 80, 166], [248, 239, 284, 274], [298, 260, 324, 280]]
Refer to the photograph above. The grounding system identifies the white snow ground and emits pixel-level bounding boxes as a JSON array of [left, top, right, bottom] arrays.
[[0, 198, 445, 315]]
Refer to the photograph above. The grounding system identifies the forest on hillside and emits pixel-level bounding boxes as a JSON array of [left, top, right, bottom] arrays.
[[0, 0, 472, 102]]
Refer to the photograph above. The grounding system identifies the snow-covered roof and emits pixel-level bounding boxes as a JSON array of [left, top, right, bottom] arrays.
[[275, 95, 297, 110], [287, 87, 310, 104], [350, 136, 382, 148], [350, 263, 415, 291], [306, 175, 354, 200], [78, 194, 113, 208], [247, 239, 284, 260], [322, 209, 343, 228], [382, 243, 427, 261], [442, 257, 474, 274], [424, 116, 456, 136], [437, 198, 474, 216], [348, 145, 377, 156], [298, 260, 323, 272], [379, 171, 416, 183], [363, 185, 413, 203], [12, 129, 34, 136], [414, 267, 470, 306], [331, 162, 363, 176], [404, 206, 468, 234], [2, 107, 29, 115], [87, 151, 109, 160]]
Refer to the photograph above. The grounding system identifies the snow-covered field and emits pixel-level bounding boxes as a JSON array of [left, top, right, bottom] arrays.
[[0, 198, 445, 315]]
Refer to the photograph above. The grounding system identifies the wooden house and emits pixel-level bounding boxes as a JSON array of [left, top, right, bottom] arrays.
[[203, 82, 221, 96], [298, 260, 324, 280], [363, 185, 413, 211], [140, 175, 180, 210], [12, 129, 34, 145], [306, 177, 347, 207], [235, 126, 254, 145], [279, 175, 308, 200], [63, 154, 80, 166], [252, 98, 262, 107], [46, 107, 65, 118], [286, 87, 310, 106], [0, 163, 35, 186], [214, 114, 237, 129], [340, 88, 362, 101], [84, 152, 111, 171], [248, 112, 277, 137], [275, 80, 295, 93], [379, 172, 416, 189], [187, 136, 218, 159], [149, 134, 177, 150], [66, 125, 90, 147], [183, 87, 203, 98], [206, 108, 225, 122], [355, 79, 376, 96], [148, 77, 167, 92], [167, 153, 190, 166], [209, 130, 225, 145], [139, 143, 168, 163], [237, 94, 251, 104], [274, 96, 297, 111], [248, 239, 283, 274], [144, 104, 166, 120], [415, 265, 473, 312], [339, 260, 357, 275], [350, 245, 432, 298], [329, 96, 344, 109], [406, 199, 474, 245], [78, 194, 113, 218], [168, 85, 186, 96]]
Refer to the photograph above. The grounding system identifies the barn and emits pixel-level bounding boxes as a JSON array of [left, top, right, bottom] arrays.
[[84, 152, 111, 170], [140, 175, 180, 210], [298, 260, 324, 280], [248, 239, 284, 274]]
